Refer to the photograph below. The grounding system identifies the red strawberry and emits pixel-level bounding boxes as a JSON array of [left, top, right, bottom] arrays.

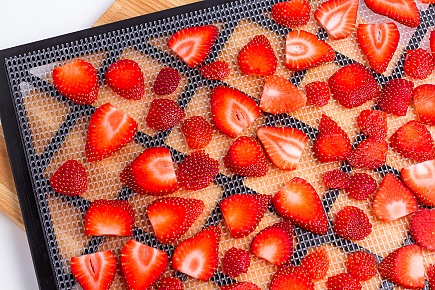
[[237, 35, 277, 76], [372, 173, 418, 222], [377, 78, 414, 116], [146, 197, 205, 244], [220, 282, 261, 290], [328, 63, 380, 108], [334, 206, 372, 240], [390, 120, 435, 162], [321, 169, 350, 189], [153, 67, 181, 95], [347, 172, 377, 200], [86, 103, 138, 162], [70, 250, 116, 290], [257, 126, 308, 171], [121, 239, 168, 289], [431, 30, 435, 56], [412, 84, 435, 126], [84, 199, 135, 236], [222, 247, 251, 278], [181, 116, 213, 150], [314, 0, 359, 40], [146, 98, 185, 131], [401, 159, 435, 206], [428, 264, 435, 290], [210, 86, 261, 138], [347, 138, 388, 170], [313, 114, 352, 163], [52, 59, 98, 105], [199, 61, 230, 80], [269, 266, 314, 290], [167, 25, 219, 68], [156, 277, 183, 290], [49, 159, 87, 196], [410, 208, 435, 251], [378, 245, 425, 289], [299, 246, 329, 281], [420, 0, 435, 3], [223, 136, 268, 177], [404, 48, 435, 80], [345, 251, 378, 281], [364, 0, 420, 28], [272, 177, 328, 235], [105, 59, 144, 100], [356, 109, 387, 141], [271, 0, 311, 28], [357, 22, 400, 74], [305, 81, 331, 107], [177, 150, 219, 190], [171, 226, 221, 281], [326, 273, 362, 290], [285, 30, 335, 71], [220, 194, 271, 238], [250, 221, 294, 266], [259, 75, 307, 114], [121, 147, 178, 196]]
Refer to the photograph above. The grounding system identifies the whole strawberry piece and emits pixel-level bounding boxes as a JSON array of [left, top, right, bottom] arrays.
[[401, 159, 435, 206], [52, 59, 98, 105], [412, 84, 435, 126], [404, 48, 434, 79], [271, 0, 311, 28], [321, 169, 350, 189], [364, 0, 420, 28], [347, 138, 388, 170], [300, 246, 329, 281], [410, 208, 435, 251], [153, 67, 181, 95], [105, 59, 144, 100], [238, 35, 277, 76], [177, 150, 219, 190], [347, 172, 377, 200], [222, 247, 251, 278], [181, 116, 213, 150], [377, 78, 414, 116], [326, 273, 361, 290], [334, 206, 372, 241], [305, 81, 330, 107], [49, 159, 87, 196], [199, 61, 230, 80], [270, 265, 314, 290], [220, 282, 260, 290], [356, 109, 387, 141], [345, 251, 378, 281], [146, 98, 185, 131], [156, 277, 183, 290]]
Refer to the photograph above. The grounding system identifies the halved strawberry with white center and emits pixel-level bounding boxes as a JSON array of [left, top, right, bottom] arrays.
[[167, 25, 219, 68], [364, 0, 420, 28], [70, 250, 116, 290], [210, 86, 261, 138], [49, 159, 88, 196], [121, 239, 168, 290], [401, 159, 435, 206], [257, 126, 308, 171], [285, 30, 335, 71], [237, 35, 277, 76], [171, 226, 221, 281]]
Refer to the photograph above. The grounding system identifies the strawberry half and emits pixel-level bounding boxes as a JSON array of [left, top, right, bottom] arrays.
[[86, 103, 138, 162], [299, 247, 329, 281], [271, 0, 311, 28], [121, 239, 168, 289], [70, 250, 116, 290], [326, 273, 362, 290], [177, 150, 219, 190], [257, 126, 308, 171], [285, 30, 335, 71], [52, 59, 98, 105], [269, 266, 314, 290], [153, 67, 181, 96], [347, 172, 377, 200], [412, 84, 435, 126], [156, 277, 183, 290], [272, 177, 328, 235], [321, 169, 350, 189], [199, 61, 230, 80], [314, 0, 359, 40], [401, 159, 435, 206], [356, 109, 387, 141], [167, 25, 219, 68], [345, 251, 378, 281], [220, 282, 261, 290], [259, 75, 307, 114], [210, 86, 261, 138], [146, 98, 185, 131], [120, 147, 178, 196], [250, 221, 294, 266], [171, 226, 221, 281], [146, 197, 205, 244], [410, 208, 435, 251], [377, 78, 414, 116], [220, 194, 271, 238], [333, 206, 372, 241], [222, 247, 251, 278], [404, 48, 435, 80], [364, 0, 420, 28], [84, 199, 135, 236], [105, 59, 144, 100], [347, 138, 388, 170], [237, 35, 277, 76], [181, 116, 213, 150], [49, 159, 87, 196], [305, 81, 331, 107], [372, 173, 418, 222]]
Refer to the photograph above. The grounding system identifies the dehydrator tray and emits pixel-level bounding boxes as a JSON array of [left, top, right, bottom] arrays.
[[1, 0, 435, 289]]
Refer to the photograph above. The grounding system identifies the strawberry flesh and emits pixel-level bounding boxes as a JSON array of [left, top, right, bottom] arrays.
[[146, 98, 185, 131], [410, 208, 435, 251], [364, 0, 421, 28], [412, 84, 435, 126], [49, 159, 87, 196], [153, 67, 181, 95], [271, 0, 311, 28], [238, 35, 277, 76], [401, 159, 435, 206], [177, 150, 219, 190], [105, 59, 144, 100]]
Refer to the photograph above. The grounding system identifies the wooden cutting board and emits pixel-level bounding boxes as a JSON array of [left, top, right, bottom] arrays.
[[0, 0, 200, 230]]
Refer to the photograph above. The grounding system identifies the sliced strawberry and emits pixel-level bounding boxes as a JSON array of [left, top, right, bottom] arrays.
[[329, 63, 380, 108], [121, 239, 168, 289], [120, 147, 178, 196], [299, 246, 329, 281], [49, 159, 87, 196], [220, 194, 271, 238], [86, 103, 138, 162], [428, 264, 435, 290], [285, 30, 335, 71], [181, 116, 213, 150], [378, 78, 414, 116], [167, 25, 219, 68], [314, 0, 359, 40], [346, 251, 378, 281], [220, 282, 261, 290], [378, 244, 425, 289], [237, 35, 277, 76], [305, 81, 331, 107], [412, 84, 435, 126], [271, 0, 311, 28], [210, 86, 261, 138], [347, 172, 377, 200], [153, 67, 181, 95], [146, 98, 185, 131], [356, 109, 387, 141], [70, 250, 116, 290], [171, 226, 221, 281], [257, 126, 308, 171], [250, 221, 294, 266], [390, 120, 435, 162], [156, 277, 183, 290], [105, 59, 144, 100], [420, 0, 435, 3], [259, 75, 307, 114], [322, 169, 350, 189], [222, 247, 251, 278], [146, 197, 205, 244], [177, 150, 219, 190], [404, 48, 435, 80], [84, 199, 135, 236], [347, 138, 388, 170], [52, 59, 98, 105], [364, 0, 420, 28], [410, 209, 435, 251], [372, 173, 418, 222], [326, 273, 362, 290], [272, 177, 328, 235], [401, 159, 435, 206], [199, 61, 230, 80], [333, 206, 372, 241], [357, 22, 400, 74], [269, 266, 314, 290]]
